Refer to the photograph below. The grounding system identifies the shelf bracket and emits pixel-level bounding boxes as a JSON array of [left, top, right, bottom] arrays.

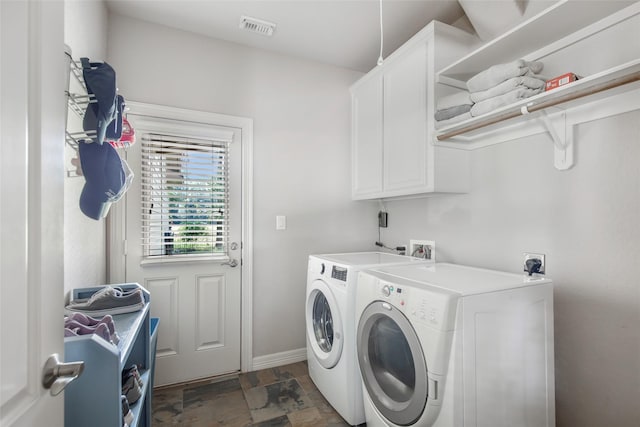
[[534, 109, 574, 170]]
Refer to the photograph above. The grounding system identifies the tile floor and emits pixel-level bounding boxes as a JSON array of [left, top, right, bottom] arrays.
[[151, 361, 355, 427]]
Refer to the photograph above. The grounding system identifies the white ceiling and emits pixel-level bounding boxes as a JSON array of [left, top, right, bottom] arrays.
[[104, 0, 469, 73]]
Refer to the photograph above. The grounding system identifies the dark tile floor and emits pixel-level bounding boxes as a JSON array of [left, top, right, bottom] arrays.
[[151, 361, 352, 427]]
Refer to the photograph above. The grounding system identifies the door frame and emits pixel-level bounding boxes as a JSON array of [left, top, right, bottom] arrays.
[[107, 101, 254, 373]]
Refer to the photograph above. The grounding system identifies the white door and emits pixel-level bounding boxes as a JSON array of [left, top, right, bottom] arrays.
[[122, 104, 243, 386], [1, 1, 67, 426]]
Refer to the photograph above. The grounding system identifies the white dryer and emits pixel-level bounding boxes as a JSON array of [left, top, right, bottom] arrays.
[[306, 252, 428, 426], [355, 263, 555, 427]]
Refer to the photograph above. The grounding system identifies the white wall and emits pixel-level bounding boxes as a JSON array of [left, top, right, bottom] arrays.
[[106, 13, 378, 357], [380, 111, 640, 426], [63, 0, 109, 295]]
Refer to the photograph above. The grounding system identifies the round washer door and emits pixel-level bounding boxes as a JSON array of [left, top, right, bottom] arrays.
[[357, 301, 428, 426], [306, 279, 343, 369]]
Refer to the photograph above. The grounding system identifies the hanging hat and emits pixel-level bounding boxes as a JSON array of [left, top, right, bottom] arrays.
[[108, 116, 136, 149], [106, 95, 125, 140], [78, 140, 125, 220], [80, 57, 117, 145]]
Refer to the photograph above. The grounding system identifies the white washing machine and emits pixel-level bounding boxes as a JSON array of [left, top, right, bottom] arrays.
[[355, 263, 555, 427], [306, 252, 429, 426]]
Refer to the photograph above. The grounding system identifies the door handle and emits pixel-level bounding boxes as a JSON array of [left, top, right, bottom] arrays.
[[222, 259, 238, 268], [42, 353, 84, 396]]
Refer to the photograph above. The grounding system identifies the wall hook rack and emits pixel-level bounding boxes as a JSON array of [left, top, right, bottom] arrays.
[[65, 46, 130, 180]]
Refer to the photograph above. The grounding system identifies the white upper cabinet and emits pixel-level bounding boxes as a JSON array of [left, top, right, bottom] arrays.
[[351, 22, 479, 200], [383, 40, 429, 194], [352, 73, 383, 198]]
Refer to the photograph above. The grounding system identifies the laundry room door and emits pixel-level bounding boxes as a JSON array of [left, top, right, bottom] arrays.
[[1, 1, 66, 425], [121, 104, 243, 386]]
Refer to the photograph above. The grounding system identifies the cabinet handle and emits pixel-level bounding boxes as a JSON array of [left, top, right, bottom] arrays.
[[42, 353, 84, 396]]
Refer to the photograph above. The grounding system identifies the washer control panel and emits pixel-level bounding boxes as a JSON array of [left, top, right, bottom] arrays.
[[331, 265, 348, 282]]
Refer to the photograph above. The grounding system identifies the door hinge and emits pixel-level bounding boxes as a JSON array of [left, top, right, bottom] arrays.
[[123, 240, 128, 256]]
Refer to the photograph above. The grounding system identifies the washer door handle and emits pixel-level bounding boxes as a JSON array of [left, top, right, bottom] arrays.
[[382, 302, 392, 310]]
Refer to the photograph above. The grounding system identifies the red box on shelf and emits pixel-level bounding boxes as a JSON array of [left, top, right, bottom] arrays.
[[545, 72, 579, 91]]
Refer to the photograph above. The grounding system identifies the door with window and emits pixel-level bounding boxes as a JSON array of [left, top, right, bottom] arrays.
[[122, 106, 242, 386]]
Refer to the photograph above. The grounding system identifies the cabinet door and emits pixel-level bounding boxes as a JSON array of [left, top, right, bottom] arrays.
[[383, 41, 432, 195], [351, 74, 383, 199]]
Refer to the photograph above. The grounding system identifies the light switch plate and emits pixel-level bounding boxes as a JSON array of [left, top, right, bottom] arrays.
[[276, 215, 286, 230]]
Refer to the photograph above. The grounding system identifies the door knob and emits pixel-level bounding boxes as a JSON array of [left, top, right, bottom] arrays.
[[222, 259, 238, 268], [42, 353, 84, 396]]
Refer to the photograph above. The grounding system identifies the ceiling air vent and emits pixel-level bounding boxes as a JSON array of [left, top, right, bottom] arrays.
[[239, 15, 276, 37]]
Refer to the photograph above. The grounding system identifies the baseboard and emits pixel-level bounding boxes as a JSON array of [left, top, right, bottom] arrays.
[[251, 347, 307, 371]]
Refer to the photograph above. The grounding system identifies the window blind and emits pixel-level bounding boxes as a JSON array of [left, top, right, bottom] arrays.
[[141, 133, 229, 259]]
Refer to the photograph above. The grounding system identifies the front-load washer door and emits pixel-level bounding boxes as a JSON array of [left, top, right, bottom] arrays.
[[357, 301, 431, 426], [306, 279, 344, 369]]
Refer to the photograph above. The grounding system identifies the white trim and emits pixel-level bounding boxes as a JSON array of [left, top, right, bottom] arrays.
[[241, 118, 254, 372], [108, 101, 254, 374], [251, 348, 307, 372]]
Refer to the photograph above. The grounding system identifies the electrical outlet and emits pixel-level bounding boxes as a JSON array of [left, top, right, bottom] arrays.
[[409, 240, 435, 260], [523, 252, 545, 275]]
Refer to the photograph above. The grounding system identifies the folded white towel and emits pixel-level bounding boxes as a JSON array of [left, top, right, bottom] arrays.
[[436, 91, 472, 111], [470, 87, 544, 117], [467, 60, 544, 92], [435, 104, 472, 121], [435, 112, 472, 129], [470, 76, 546, 103]]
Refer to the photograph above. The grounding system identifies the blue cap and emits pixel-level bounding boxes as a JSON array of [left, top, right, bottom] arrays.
[[106, 95, 125, 140], [78, 141, 125, 220], [81, 58, 117, 145], [83, 94, 124, 143]]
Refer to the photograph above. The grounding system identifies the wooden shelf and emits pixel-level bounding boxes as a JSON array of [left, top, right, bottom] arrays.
[[432, 1, 640, 171], [435, 60, 640, 142], [438, 0, 636, 83]]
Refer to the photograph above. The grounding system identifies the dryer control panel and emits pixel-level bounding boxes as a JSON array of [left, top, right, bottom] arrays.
[[376, 279, 458, 331]]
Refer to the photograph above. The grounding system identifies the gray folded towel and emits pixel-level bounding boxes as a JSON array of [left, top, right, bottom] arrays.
[[436, 91, 472, 110], [435, 112, 472, 129], [467, 60, 544, 92], [470, 76, 546, 103], [435, 104, 472, 121], [470, 87, 544, 117]]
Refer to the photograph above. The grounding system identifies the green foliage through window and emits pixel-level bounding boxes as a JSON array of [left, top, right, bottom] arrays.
[[141, 133, 229, 258]]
